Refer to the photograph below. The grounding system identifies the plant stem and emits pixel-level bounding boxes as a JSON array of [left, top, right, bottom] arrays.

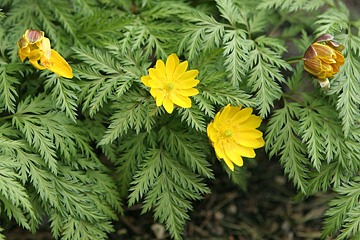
[[285, 56, 303, 64]]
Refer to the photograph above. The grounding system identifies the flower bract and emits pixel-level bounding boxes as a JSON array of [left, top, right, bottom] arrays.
[[18, 29, 73, 79], [207, 104, 265, 171], [302, 33, 345, 91], [141, 53, 199, 114]]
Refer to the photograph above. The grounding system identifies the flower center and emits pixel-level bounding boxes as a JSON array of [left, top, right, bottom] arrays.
[[166, 82, 175, 90], [223, 129, 233, 138]]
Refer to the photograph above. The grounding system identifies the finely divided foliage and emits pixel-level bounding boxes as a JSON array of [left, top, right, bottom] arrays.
[[1, 0, 360, 239]]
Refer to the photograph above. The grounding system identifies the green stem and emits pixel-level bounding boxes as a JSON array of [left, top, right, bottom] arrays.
[[282, 94, 306, 107], [285, 56, 303, 64], [287, 59, 301, 64]]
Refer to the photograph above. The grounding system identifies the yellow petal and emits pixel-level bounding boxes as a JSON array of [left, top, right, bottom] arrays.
[[177, 79, 200, 89], [150, 88, 161, 98], [141, 75, 152, 87], [149, 68, 165, 84], [233, 108, 252, 123], [322, 62, 333, 78], [178, 88, 199, 96], [232, 143, 256, 158], [238, 115, 262, 128], [227, 106, 242, 119], [207, 123, 218, 143], [174, 61, 188, 79], [28, 49, 42, 62], [312, 43, 336, 64], [155, 59, 166, 74], [236, 129, 263, 138], [40, 37, 51, 60], [331, 63, 339, 74], [218, 104, 232, 122], [171, 94, 191, 108], [234, 137, 264, 148], [163, 97, 174, 113], [223, 154, 235, 171], [166, 53, 179, 80], [29, 59, 46, 70], [42, 49, 73, 78], [212, 110, 222, 129], [155, 91, 166, 106], [24, 29, 44, 44], [334, 50, 345, 66], [18, 47, 30, 62], [224, 146, 243, 167], [304, 58, 323, 76], [214, 141, 225, 159], [180, 69, 199, 80]]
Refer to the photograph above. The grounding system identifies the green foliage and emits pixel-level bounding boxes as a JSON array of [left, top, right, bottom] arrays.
[[1, 0, 360, 239]]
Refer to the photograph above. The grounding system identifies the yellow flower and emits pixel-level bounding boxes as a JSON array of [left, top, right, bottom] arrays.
[[207, 104, 265, 171], [17, 29, 73, 79], [302, 34, 344, 91], [141, 53, 199, 114]]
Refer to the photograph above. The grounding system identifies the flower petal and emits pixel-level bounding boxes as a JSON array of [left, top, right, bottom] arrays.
[[149, 68, 166, 84], [171, 94, 191, 108], [174, 61, 188, 79], [312, 43, 336, 64], [163, 97, 174, 113], [18, 47, 30, 62], [236, 129, 263, 138], [141, 75, 152, 87], [28, 49, 42, 62], [41, 37, 51, 60], [223, 154, 235, 171], [238, 115, 262, 128], [177, 79, 200, 89], [218, 104, 232, 123], [232, 108, 252, 123], [180, 69, 199, 80], [232, 143, 256, 158], [150, 88, 161, 98], [234, 136, 264, 148], [334, 50, 345, 66], [156, 90, 166, 106], [166, 53, 179, 80], [42, 49, 73, 78], [214, 141, 225, 160], [29, 59, 46, 70], [178, 88, 199, 96], [17, 37, 28, 49], [155, 59, 166, 74], [207, 123, 218, 143], [304, 58, 323, 76], [24, 29, 44, 44], [224, 146, 243, 167]]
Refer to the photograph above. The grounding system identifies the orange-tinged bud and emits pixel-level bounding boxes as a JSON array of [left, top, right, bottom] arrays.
[[302, 34, 345, 91]]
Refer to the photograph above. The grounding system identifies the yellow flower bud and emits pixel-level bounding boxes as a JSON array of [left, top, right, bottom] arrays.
[[302, 34, 345, 91]]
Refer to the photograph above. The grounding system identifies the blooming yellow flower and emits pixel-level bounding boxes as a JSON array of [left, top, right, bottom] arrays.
[[17, 29, 73, 79], [207, 104, 265, 171], [141, 53, 199, 114], [302, 34, 344, 91]]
